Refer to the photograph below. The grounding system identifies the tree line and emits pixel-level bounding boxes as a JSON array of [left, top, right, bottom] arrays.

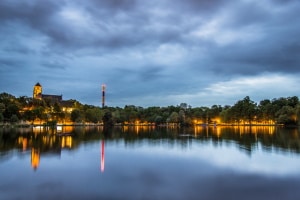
[[0, 92, 300, 126]]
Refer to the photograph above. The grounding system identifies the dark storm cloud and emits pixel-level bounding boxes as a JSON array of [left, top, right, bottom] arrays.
[[271, 0, 298, 5], [2, 43, 35, 55], [89, 0, 137, 11], [138, 66, 165, 82], [225, 3, 270, 27], [158, 0, 227, 15], [68, 0, 185, 50], [0, 58, 28, 71], [0, 0, 223, 52], [42, 61, 66, 70], [211, 40, 300, 75], [1, 0, 130, 49], [201, 0, 300, 75], [0, 0, 222, 51], [0, 0, 300, 106], [106, 66, 166, 96], [0, 0, 61, 26]]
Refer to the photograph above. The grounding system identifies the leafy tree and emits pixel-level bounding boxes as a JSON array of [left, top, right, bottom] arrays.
[[4, 104, 20, 120], [112, 110, 122, 123], [0, 103, 5, 114], [17, 96, 32, 108], [220, 107, 232, 123], [178, 110, 185, 125], [275, 106, 296, 125], [258, 99, 273, 122], [287, 96, 299, 108], [0, 92, 16, 105], [190, 107, 207, 123], [154, 115, 163, 125], [178, 110, 192, 126], [1, 91, 299, 126], [0, 113, 3, 122], [53, 102, 61, 113], [103, 111, 114, 127], [50, 102, 65, 122], [85, 108, 102, 123], [70, 99, 83, 110], [71, 109, 83, 122], [10, 114, 19, 123], [143, 106, 162, 123], [32, 106, 45, 121], [209, 105, 222, 118], [54, 112, 65, 122], [272, 97, 288, 109], [297, 104, 300, 125], [231, 96, 257, 124], [168, 112, 179, 123], [33, 99, 46, 107], [179, 103, 188, 110], [23, 110, 35, 123], [123, 105, 139, 123]]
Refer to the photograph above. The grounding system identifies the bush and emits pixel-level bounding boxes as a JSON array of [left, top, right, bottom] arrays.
[[10, 114, 19, 123], [0, 113, 3, 122]]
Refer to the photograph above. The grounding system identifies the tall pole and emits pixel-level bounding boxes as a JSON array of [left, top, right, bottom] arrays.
[[102, 84, 106, 108]]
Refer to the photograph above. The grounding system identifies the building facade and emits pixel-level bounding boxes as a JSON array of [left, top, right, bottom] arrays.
[[32, 82, 74, 113]]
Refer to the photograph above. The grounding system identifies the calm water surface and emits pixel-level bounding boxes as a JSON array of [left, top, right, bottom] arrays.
[[1, 126, 300, 200]]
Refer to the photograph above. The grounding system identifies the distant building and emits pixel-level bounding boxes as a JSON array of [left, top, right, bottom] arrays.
[[42, 94, 63, 102], [33, 82, 62, 102], [33, 82, 42, 100], [32, 82, 74, 113]]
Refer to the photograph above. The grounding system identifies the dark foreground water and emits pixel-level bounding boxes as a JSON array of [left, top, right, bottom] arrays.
[[1, 125, 300, 200]]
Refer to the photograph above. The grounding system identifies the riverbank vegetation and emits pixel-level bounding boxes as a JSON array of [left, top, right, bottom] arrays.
[[0, 92, 300, 126]]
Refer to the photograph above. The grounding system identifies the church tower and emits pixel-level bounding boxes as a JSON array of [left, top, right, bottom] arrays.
[[33, 82, 42, 99]]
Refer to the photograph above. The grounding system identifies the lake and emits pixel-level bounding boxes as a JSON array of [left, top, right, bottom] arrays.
[[1, 125, 300, 200]]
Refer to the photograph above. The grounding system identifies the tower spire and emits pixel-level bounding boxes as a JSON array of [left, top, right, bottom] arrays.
[[33, 82, 42, 99]]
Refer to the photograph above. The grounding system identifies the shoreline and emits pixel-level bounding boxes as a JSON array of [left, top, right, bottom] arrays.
[[0, 122, 297, 128]]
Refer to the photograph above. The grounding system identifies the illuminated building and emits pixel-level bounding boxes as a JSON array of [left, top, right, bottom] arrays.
[[33, 82, 42, 100], [32, 82, 74, 113], [33, 82, 62, 101]]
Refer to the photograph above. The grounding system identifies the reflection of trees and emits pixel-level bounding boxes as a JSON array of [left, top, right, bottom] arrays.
[[0, 126, 106, 167], [1, 126, 300, 160], [193, 126, 300, 154]]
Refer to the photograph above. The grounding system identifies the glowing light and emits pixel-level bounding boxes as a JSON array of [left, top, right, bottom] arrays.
[[22, 138, 27, 151], [31, 148, 40, 170], [102, 84, 106, 91], [61, 136, 72, 148]]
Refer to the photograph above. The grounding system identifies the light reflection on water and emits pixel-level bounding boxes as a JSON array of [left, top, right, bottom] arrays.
[[0, 126, 300, 200]]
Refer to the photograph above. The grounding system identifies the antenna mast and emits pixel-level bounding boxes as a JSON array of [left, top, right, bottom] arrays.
[[102, 84, 106, 108]]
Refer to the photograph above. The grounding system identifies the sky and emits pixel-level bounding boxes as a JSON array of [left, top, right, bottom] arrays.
[[0, 0, 300, 108]]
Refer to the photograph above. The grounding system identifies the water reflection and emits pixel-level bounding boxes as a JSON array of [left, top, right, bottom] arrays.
[[1, 125, 300, 200], [101, 140, 105, 172], [31, 148, 39, 170], [193, 126, 300, 154], [1, 126, 300, 170]]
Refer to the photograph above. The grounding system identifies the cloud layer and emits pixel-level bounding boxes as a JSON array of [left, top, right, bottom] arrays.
[[0, 0, 299, 107]]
